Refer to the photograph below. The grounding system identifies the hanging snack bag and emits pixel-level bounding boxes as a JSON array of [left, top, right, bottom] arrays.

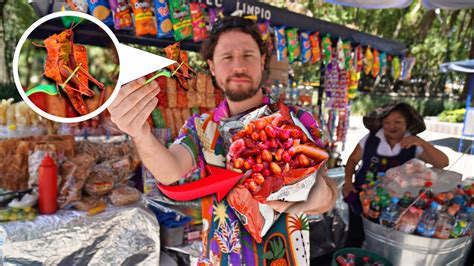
[[168, 0, 193, 41], [209, 7, 224, 29], [153, 0, 173, 37], [274, 26, 287, 62], [343, 41, 352, 70], [87, 0, 114, 26], [380, 52, 387, 76], [309, 32, 320, 63], [392, 56, 401, 80], [321, 34, 332, 66], [67, 0, 88, 13], [109, 0, 133, 30], [364, 46, 373, 75], [372, 49, 380, 78], [258, 21, 274, 55], [300, 31, 311, 64], [130, 0, 157, 36], [190, 3, 208, 42], [286, 28, 300, 63], [355, 45, 363, 73]]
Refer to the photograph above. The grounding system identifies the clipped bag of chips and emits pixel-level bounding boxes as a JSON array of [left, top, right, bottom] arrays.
[[286, 28, 300, 63], [130, 0, 157, 36], [67, 0, 88, 13], [168, 0, 193, 41], [190, 3, 208, 42], [154, 0, 173, 38], [209, 7, 224, 29], [309, 32, 321, 63], [87, 0, 114, 26], [364, 46, 373, 75], [372, 49, 380, 78], [274, 25, 287, 62], [258, 20, 274, 55], [300, 31, 311, 64], [109, 0, 133, 30]]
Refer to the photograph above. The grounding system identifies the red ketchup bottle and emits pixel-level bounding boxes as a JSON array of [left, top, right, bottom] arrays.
[[38, 154, 58, 214]]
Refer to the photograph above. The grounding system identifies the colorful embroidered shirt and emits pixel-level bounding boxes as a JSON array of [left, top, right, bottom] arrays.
[[172, 91, 322, 265]]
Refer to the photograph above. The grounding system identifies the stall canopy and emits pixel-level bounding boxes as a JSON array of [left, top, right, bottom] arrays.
[[324, 0, 474, 9], [440, 60, 474, 154], [29, 0, 407, 56]]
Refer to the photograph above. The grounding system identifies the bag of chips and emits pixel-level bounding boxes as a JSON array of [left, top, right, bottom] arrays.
[[321, 34, 332, 66], [286, 28, 300, 63], [108, 0, 133, 30], [274, 26, 287, 62], [309, 32, 321, 63], [87, 0, 114, 26], [67, 0, 88, 13], [258, 20, 274, 55], [372, 49, 380, 78], [190, 3, 208, 42], [130, 0, 157, 36], [364, 46, 373, 75], [168, 0, 193, 41], [154, 0, 173, 38], [208, 7, 224, 29], [300, 31, 311, 64]]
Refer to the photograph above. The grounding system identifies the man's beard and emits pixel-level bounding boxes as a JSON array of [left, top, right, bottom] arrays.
[[219, 73, 261, 102]]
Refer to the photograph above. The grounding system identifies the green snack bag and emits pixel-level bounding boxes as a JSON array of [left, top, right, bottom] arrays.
[[286, 28, 300, 63], [168, 0, 193, 41]]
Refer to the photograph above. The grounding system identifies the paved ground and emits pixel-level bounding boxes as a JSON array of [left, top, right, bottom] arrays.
[[339, 116, 474, 179]]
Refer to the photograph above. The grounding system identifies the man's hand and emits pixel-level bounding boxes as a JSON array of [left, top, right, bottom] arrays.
[[400, 135, 426, 149], [108, 77, 160, 139]]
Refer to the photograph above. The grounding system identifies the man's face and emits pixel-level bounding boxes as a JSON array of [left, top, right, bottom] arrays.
[[207, 30, 266, 102]]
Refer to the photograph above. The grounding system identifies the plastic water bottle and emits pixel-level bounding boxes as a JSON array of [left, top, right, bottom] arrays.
[[416, 201, 440, 237], [434, 204, 459, 239], [398, 207, 421, 234], [380, 197, 400, 228], [451, 207, 473, 238]]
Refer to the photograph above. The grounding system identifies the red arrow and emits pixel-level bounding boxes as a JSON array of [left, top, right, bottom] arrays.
[[157, 165, 244, 202]]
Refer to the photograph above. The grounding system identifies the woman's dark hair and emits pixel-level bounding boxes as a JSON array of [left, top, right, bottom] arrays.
[[200, 16, 269, 69], [383, 102, 416, 126]]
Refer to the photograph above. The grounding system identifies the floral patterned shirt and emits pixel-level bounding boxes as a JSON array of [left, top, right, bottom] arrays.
[[173, 93, 322, 265]]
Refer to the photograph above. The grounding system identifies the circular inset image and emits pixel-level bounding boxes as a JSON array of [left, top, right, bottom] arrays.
[[13, 11, 120, 123]]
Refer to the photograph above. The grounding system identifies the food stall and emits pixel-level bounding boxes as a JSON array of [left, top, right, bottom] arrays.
[[0, 0, 420, 264]]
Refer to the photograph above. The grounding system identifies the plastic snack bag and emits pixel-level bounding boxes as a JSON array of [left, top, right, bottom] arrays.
[[208, 7, 224, 29], [130, 0, 157, 36], [154, 0, 173, 38], [190, 2, 208, 42], [309, 32, 320, 63], [168, 0, 193, 41], [87, 0, 114, 26], [300, 31, 311, 64], [67, 0, 88, 13], [109, 0, 133, 30], [372, 49, 380, 78], [274, 26, 287, 62], [286, 28, 300, 63], [364, 46, 373, 75]]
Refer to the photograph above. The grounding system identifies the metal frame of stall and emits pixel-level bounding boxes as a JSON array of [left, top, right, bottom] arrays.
[[440, 60, 474, 155]]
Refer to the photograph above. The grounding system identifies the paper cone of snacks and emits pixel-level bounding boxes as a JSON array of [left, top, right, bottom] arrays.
[[221, 103, 328, 243]]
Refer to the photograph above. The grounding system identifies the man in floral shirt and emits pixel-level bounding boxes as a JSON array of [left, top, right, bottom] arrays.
[[109, 16, 337, 265]]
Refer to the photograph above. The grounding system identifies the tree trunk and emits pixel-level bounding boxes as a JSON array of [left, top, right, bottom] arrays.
[[460, 10, 474, 101], [393, 7, 410, 39], [0, 0, 8, 82], [416, 10, 437, 41]]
